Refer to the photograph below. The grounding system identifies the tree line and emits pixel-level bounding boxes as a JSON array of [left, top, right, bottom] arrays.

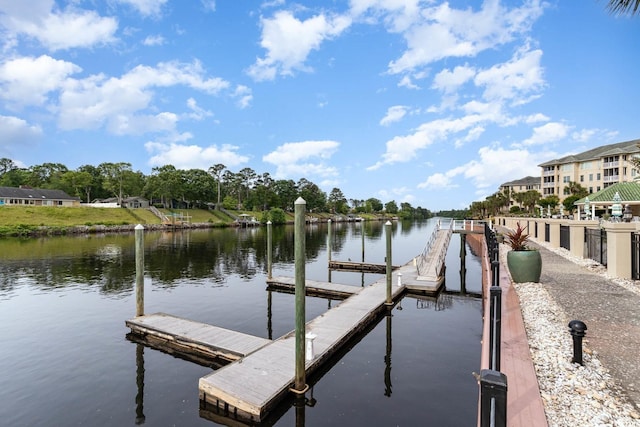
[[468, 181, 590, 218], [0, 158, 433, 219]]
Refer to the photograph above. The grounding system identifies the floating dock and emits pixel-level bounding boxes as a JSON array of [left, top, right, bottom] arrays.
[[126, 225, 455, 423], [328, 260, 399, 273], [266, 276, 360, 299], [125, 313, 271, 365]]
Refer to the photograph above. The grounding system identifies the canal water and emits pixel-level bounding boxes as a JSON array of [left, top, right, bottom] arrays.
[[0, 218, 483, 426]]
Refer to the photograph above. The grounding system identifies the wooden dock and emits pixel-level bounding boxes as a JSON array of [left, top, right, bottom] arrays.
[[266, 276, 361, 299], [198, 270, 408, 422], [328, 260, 399, 273], [126, 313, 271, 364], [415, 227, 452, 285]]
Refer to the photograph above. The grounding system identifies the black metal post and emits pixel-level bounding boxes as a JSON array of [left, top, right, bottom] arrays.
[[480, 369, 507, 427], [491, 260, 500, 288], [568, 320, 587, 365], [489, 286, 502, 371]]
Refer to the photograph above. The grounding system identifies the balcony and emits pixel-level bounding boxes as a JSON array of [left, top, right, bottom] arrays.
[[603, 175, 619, 183], [603, 161, 619, 168], [543, 170, 555, 176], [543, 182, 555, 188]]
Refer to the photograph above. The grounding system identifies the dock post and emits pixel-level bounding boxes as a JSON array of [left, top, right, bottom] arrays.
[[361, 223, 365, 262], [327, 219, 332, 282], [267, 221, 273, 279], [135, 224, 144, 317], [460, 233, 467, 294], [385, 221, 392, 305], [135, 344, 146, 425], [294, 197, 307, 393]]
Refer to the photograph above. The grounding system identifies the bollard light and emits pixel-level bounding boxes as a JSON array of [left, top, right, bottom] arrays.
[[568, 320, 587, 365], [305, 333, 317, 361]]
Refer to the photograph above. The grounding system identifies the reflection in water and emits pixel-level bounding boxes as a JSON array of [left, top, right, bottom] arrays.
[[415, 294, 454, 311], [384, 312, 392, 397], [0, 222, 402, 299], [135, 344, 145, 425]]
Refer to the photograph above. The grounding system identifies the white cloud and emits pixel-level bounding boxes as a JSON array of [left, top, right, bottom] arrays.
[[571, 129, 599, 143], [417, 172, 459, 190], [0, 4, 118, 51], [368, 115, 483, 170], [475, 46, 545, 105], [57, 60, 230, 132], [432, 65, 475, 93], [116, 0, 168, 17], [233, 85, 253, 109], [386, 1, 545, 74], [142, 35, 165, 46], [263, 140, 340, 178], [0, 55, 81, 107], [521, 122, 570, 146], [201, 0, 216, 13], [146, 140, 249, 169], [418, 145, 546, 193], [185, 98, 213, 121], [0, 115, 42, 155], [380, 105, 408, 126], [247, 11, 352, 81]]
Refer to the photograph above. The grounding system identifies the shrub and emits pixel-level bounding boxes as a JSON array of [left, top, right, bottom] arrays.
[[505, 222, 531, 251]]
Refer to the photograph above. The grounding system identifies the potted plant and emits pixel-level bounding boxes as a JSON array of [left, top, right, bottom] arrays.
[[505, 222, 542, 283]]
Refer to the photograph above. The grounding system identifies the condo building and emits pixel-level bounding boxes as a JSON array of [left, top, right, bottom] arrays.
[[538, 139, 640, 202]]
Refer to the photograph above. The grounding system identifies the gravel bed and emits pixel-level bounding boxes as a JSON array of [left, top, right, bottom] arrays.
[[500, 243, 640, 426]]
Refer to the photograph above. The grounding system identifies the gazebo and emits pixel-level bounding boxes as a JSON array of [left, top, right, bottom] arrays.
[[575, 182, 640, 221]]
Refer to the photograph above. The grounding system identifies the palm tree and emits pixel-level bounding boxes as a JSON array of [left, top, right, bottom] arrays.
[[608, 0, 640, 15]]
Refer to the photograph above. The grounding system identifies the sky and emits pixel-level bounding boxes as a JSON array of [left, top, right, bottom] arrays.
[[0, 0, 638, 211]]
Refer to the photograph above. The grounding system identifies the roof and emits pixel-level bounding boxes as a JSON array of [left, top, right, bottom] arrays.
[[500, 176, 540, 187], [538, 138, 640, 167], [575, 182, 640, 205], [0, 186, 78, 200]]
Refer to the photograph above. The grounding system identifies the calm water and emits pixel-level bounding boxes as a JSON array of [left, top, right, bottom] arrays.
[[0, 219, 483, 426]]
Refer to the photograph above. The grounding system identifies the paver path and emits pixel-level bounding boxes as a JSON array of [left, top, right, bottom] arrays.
[[532, 241, 640, 408]]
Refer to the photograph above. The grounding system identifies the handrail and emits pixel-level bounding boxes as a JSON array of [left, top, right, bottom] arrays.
[[416, 220, 441, 275]]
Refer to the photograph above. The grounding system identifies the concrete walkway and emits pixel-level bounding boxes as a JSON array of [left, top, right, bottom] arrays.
[[530, 240, 640, 408]]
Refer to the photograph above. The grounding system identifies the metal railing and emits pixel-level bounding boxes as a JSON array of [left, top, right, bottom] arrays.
[[560, 225, 570, 250], [480, 224, 507, 427], [585, 228, 607, 266], [632, 233, 640, 280], [416, 220, 440, 275]]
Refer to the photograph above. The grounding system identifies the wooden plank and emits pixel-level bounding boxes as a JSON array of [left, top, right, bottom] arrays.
[[266, 276, 361, 299], [126, 313, 271, 362], [199, 274, 406, 421], [328, 260, 399, 273]]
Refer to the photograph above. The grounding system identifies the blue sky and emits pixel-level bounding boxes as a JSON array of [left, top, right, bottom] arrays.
[[0, 1, 638, 211]]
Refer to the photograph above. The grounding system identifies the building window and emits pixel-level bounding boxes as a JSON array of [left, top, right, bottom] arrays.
[[589, 174, 593, 181], [563, 176, 570, 183], [597, 186, 601, 192], [589, 187, 593, 193], [580, 175, 584, 182], [624, 167, 627, 176], [597, 173, 601, 180]]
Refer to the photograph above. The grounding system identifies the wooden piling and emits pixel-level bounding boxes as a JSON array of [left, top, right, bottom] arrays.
[[135, 224, 144, 317], [327, 219, 332, 283], [385, 221, 392, 305], [294, 197, 307, 392], [267, 220, 273, 280]]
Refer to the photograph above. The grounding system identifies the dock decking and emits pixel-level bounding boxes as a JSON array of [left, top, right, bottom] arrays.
[[266, 276, 361, 299], [198, 272, 406, 421], [126, 313, 271, 364], [328, 260, 398, 273]]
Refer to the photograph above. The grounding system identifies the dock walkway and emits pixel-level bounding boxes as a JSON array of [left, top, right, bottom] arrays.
[[198, 262, 422, 422]]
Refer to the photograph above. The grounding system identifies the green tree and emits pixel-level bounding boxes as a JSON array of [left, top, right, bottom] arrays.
[[272, 179, 297, 210], [207, 163, 226, 207], [366, 197, 383, 213], [297, 178, 326, 212], [61, 170, 94, 202], [327, 187, 348, 214], [98, 162, 133, 205], [385, 200, 398, 214], [28, 163, 68, 188]]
